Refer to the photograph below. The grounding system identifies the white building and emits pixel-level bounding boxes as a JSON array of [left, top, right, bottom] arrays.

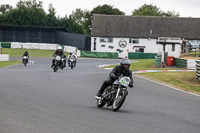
[[91, 15, 200, 58], [91, 37, 158, 58]]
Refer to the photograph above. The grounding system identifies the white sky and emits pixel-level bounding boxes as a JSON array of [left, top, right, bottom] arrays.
[[0, 0, 200, 18]]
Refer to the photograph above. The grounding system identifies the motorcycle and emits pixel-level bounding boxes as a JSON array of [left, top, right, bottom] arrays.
[[22, 56, 28, 66], [96, 75, 130, 111], [53, 55, 64, 72], [69, 57, 76, 69]]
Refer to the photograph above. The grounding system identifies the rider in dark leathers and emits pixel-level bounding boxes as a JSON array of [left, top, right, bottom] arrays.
[[95, 58, 134, 99], [51, 46, 66, 68], [22, 51, 29, 64]]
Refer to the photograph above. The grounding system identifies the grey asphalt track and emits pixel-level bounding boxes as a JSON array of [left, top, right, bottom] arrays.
[[0, 58, 200, 133]]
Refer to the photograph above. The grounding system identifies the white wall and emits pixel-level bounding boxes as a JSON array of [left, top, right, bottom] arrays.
[[0, 54, 9, 61], [91, 37, 158, 58], [187, 59, 196, 69], [63, 46, 77, 53], [11, 42, 59, 50], [158, 44, 181, 58], [11, 42, 77, 53]]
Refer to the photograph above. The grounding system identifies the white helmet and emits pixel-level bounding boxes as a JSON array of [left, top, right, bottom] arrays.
[[58, 46, 62, 50]]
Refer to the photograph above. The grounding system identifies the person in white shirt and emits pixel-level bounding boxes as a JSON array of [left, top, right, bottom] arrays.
[[67, 52, 77, 67]]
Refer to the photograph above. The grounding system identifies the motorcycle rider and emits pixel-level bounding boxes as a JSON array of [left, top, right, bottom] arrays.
[[22, 51, 29, 64], [95, 58, 134, 99], [51, 46, 66, 68], [67, 52, 77, 67]]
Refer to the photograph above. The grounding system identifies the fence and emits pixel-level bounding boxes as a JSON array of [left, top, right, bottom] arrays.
[[196, 60, 200, 80], [128, 53, 157, 59], [0, 26, 90, 50], [0, 42, 11, 48], [181, 45, 200, 57], [173, 58, 187, 68], [155, 56, 161, 68], [80, 51, 118, 59]]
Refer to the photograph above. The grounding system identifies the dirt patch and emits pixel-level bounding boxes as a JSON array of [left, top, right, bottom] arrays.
[[151, 63, 157, 68], [180, 56, 200, 60]]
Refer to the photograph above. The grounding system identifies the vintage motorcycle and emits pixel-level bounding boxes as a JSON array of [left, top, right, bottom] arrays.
[[96, 75, 130, 111], [53, 55, 64, 72], [22, 56, 28, 66], [69, 57, 76, 69]]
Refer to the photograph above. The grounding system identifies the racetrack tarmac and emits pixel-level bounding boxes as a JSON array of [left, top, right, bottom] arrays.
[[0, 58, 200, 133]]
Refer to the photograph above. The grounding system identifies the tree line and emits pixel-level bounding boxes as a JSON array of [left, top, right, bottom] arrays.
[[0, 0, 179, 36]]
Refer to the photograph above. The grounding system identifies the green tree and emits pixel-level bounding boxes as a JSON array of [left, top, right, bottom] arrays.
[[0, 0, 47, 26], [58, 15, 83, 34], [91, 4, 125, 15], [70, 8, 90, 34], [46, 3, 58, 27], [132, 4, 179, 17], [0, 4, 13, 25], [162, 11, 179, 17], [84, 4, 125, 36], [71, 8, 84, 24], [0, 4, 13, 14]]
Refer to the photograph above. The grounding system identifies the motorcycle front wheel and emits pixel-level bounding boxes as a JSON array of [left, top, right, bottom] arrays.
[[53, 65, 58, 72], [71, 62, 74, 69], [112, 89, 128, 111]]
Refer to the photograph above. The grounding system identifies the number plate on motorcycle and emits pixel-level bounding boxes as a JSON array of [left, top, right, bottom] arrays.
[[119, 77, 130, 87], [55, 56, 61, 60]]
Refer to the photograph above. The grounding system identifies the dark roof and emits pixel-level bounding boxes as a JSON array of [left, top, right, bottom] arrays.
[[0, 25, 68, 32], [91, 14, 200, 40]]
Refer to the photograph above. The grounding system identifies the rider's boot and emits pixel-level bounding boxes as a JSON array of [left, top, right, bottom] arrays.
[[95, 90, 102, 100]]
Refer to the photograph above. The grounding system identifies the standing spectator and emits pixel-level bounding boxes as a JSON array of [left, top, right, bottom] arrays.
[[181, 38, 187, 53]]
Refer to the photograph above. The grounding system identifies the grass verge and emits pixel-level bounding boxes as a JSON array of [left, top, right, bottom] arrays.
[[2, 48, 68, 57], [0, 48, 69, 68], [136, 72, 200, 94], [0, 61, 21, 68]]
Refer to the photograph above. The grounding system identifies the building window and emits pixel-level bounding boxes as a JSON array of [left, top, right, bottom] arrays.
[[172, 45, 175, 51], [136, 48, 144, 53], [129, 38, 139, 44], [100, 38, 106, 42], [107, 37, 113, 42], [100, 37, 113, 43], [133, 46, 145, 53]]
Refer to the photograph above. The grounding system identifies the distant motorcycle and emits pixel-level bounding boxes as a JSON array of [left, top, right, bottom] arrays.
[[96, 75, 130, 111], [22, 56, 28, 66], [53, 55, 64, 72], [69, 57, 76, 69]]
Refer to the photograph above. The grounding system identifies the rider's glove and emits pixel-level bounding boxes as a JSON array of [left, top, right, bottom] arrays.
[[128, 84, 134, 88]]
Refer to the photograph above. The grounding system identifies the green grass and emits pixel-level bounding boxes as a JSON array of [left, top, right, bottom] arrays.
[[0, 61, 21, 68], [188, 51, 200, 57], [105, 59, 185, 71], [2, 48, 69, 57], [137, 71, 200, 94], [0, 48, 69, 68]]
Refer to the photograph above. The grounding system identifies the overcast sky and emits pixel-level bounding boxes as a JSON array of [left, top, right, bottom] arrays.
[[0, 0, 200, 18]]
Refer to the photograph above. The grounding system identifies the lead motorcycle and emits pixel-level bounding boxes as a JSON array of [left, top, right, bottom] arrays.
[[52, 55, 64, 72], [22, 56, 28, 66], [96, 75, 130, 111]]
